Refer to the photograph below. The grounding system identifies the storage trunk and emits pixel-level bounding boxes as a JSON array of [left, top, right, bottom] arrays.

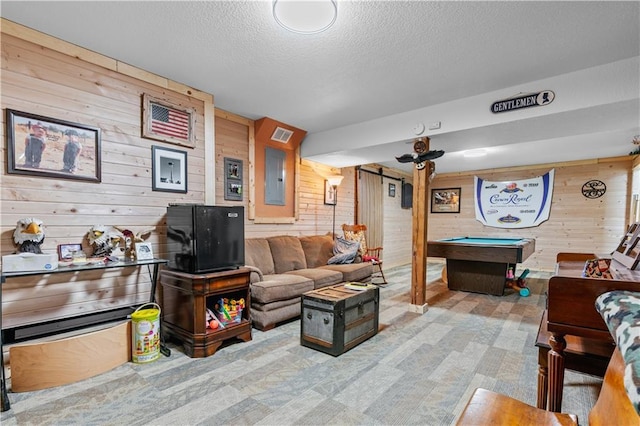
[[300, 284, 379, 356]]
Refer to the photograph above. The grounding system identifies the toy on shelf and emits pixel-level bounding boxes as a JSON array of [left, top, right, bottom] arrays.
[[212, 297, 244, 326], [206, 308, 224, 330], [505, 268, 530, 297]]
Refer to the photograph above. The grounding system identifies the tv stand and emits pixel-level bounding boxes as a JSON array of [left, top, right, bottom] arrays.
[[159, 268, 252, 357]]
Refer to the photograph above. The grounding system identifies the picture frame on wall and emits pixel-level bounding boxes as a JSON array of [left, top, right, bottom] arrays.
[[151, 145, 187, 193], [324, 180, 337, 205], [224, 157, 243, 201], [142, 94, 196, 148], [431, 187, 461, 213], [6, 109, 102, 182], [389, 183, 396, 197]]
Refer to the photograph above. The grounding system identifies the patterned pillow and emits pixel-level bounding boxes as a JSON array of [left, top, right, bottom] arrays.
[[595, 290, 640, 415], [343, 229, 367, 256], [327, 237, 360, 264]]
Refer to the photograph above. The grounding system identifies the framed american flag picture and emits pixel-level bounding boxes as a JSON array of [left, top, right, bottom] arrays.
[[142, 94, 196, 148]]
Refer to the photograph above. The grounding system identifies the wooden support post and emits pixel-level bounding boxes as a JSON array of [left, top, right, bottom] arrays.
[[410, 139, 431, 313]]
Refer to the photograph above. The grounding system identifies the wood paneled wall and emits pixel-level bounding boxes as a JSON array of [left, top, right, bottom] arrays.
[[1, 24, 210, 329], [214, 111, 356, 238], [427, 158, 634, 271]]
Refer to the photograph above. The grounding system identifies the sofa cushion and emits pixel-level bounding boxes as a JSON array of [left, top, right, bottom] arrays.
[[251, 302, 302, 331], [320, 263, 373, 283], [267, 235, 307, 273], [245, 238, 275, 275], [299, 234, 334, 268], [250, 273, 314, 304], [286, 268, 343, 289]]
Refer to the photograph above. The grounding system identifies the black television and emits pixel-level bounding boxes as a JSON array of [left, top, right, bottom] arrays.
[[401, 182, 413, 209], [166, 204, 245, 273]]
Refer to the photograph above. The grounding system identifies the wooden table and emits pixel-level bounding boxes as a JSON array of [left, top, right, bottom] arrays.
[[427, 237, 535, 295], [546, 257, 640, 412]]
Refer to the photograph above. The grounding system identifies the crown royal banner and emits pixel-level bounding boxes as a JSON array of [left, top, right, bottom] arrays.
[[474, 169, 555, 228]]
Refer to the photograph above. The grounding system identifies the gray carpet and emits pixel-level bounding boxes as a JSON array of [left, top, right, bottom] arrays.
[[1, 263, 602, 425]]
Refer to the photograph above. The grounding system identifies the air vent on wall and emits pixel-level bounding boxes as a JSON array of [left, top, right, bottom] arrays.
[[271, 126, 294, 143]]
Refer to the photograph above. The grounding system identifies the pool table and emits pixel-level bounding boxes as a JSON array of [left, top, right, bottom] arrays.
[[427, 237, 536, 296]]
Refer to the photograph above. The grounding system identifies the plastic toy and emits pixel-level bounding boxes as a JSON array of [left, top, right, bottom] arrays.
[[505, 268, 530, 296]]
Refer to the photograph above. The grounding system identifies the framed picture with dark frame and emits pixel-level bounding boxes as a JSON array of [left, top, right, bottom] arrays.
[[6, 109, 102, 182], [389, 183, 396, 197], [151, 145, 187, 193], [431, 187, 461, 213], [224, 157, 243, 201], [324, 180, 337, 205]]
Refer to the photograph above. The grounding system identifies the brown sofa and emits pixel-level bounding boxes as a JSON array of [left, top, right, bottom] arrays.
[[245, 234, 373, 330]]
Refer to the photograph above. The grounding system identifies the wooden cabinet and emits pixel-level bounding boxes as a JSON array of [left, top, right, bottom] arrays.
[[159, 268, 252, 358]]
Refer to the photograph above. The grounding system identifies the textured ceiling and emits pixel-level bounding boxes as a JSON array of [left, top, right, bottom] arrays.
[[2, 1, 639, 174]]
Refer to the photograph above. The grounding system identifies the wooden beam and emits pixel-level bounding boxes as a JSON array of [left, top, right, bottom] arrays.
[[410, 139, 430, 313]]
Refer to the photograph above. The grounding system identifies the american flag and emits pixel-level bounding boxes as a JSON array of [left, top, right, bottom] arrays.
[[150, 103, 190, 140]]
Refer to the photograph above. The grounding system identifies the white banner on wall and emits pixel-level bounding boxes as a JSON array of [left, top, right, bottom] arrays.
[[474, 169, 555, 228]]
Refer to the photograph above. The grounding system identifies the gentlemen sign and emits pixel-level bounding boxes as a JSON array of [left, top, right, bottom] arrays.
[[474, 169, 555, 229], [491, 90, 555, 113]]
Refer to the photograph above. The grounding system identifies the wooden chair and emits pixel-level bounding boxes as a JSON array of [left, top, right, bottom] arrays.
[[342, 224, 387, 284], [456, 347, 638, 426]]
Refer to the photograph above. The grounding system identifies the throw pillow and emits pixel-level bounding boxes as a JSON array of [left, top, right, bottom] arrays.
[[343, 229, 367, 256], [327, 237, 360, 264]]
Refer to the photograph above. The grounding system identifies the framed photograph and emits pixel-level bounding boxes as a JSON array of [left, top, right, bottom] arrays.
[[324, 180, 337, 205], [142, 94, 195, 148], [152, 145, 187, 193], [135, 242, 154, 260], [389, 183, 396, 197], [58, 243, 83, 261], [431, 187, 461, 213], [6, 109, 101, 182], [224, 157, 243, 201]]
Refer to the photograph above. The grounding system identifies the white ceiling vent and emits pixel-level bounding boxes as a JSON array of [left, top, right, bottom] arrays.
[[271, 126, 294, 143]]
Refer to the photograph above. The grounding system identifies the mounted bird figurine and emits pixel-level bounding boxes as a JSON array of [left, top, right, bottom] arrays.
[[13, 217, 46, 254], [396, 137, 444, 170], [86, 225, 122, 257], [114, 226, 155, 260]]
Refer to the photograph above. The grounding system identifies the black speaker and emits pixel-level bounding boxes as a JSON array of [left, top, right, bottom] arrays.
[[401, 182, 413, 209]]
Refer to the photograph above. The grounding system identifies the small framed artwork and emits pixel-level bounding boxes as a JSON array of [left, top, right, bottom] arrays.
[[324, 180, 337, 205], [431, 187, 461, 213], [58, 243, 83, 261], [135, 242, 154, 260], [151, 145, 187, 193], [6, 109, 102, 182], [142, 94, 196, 148], [224, 157, 243, 201], [389, 183, 396, 197]]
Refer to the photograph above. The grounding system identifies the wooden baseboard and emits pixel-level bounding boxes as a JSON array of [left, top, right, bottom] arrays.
[[9, 321, 131, 392]]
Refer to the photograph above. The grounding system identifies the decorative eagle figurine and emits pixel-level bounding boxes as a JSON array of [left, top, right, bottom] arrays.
[[13, 217, 46, 254], [86, 225, 122, 257], [114, 226, 155, 260], [396, 137, 444, 170]]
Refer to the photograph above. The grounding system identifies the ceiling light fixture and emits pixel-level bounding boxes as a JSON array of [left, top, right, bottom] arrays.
[[273, 0, 338, 35], [463, 149, 488, 158]]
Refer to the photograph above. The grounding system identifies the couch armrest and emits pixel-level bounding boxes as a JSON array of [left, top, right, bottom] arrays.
[[244, 265, 264, 283]]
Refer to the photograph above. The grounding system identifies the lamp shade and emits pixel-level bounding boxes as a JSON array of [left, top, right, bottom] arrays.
[[327, 175, 344, 187]]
